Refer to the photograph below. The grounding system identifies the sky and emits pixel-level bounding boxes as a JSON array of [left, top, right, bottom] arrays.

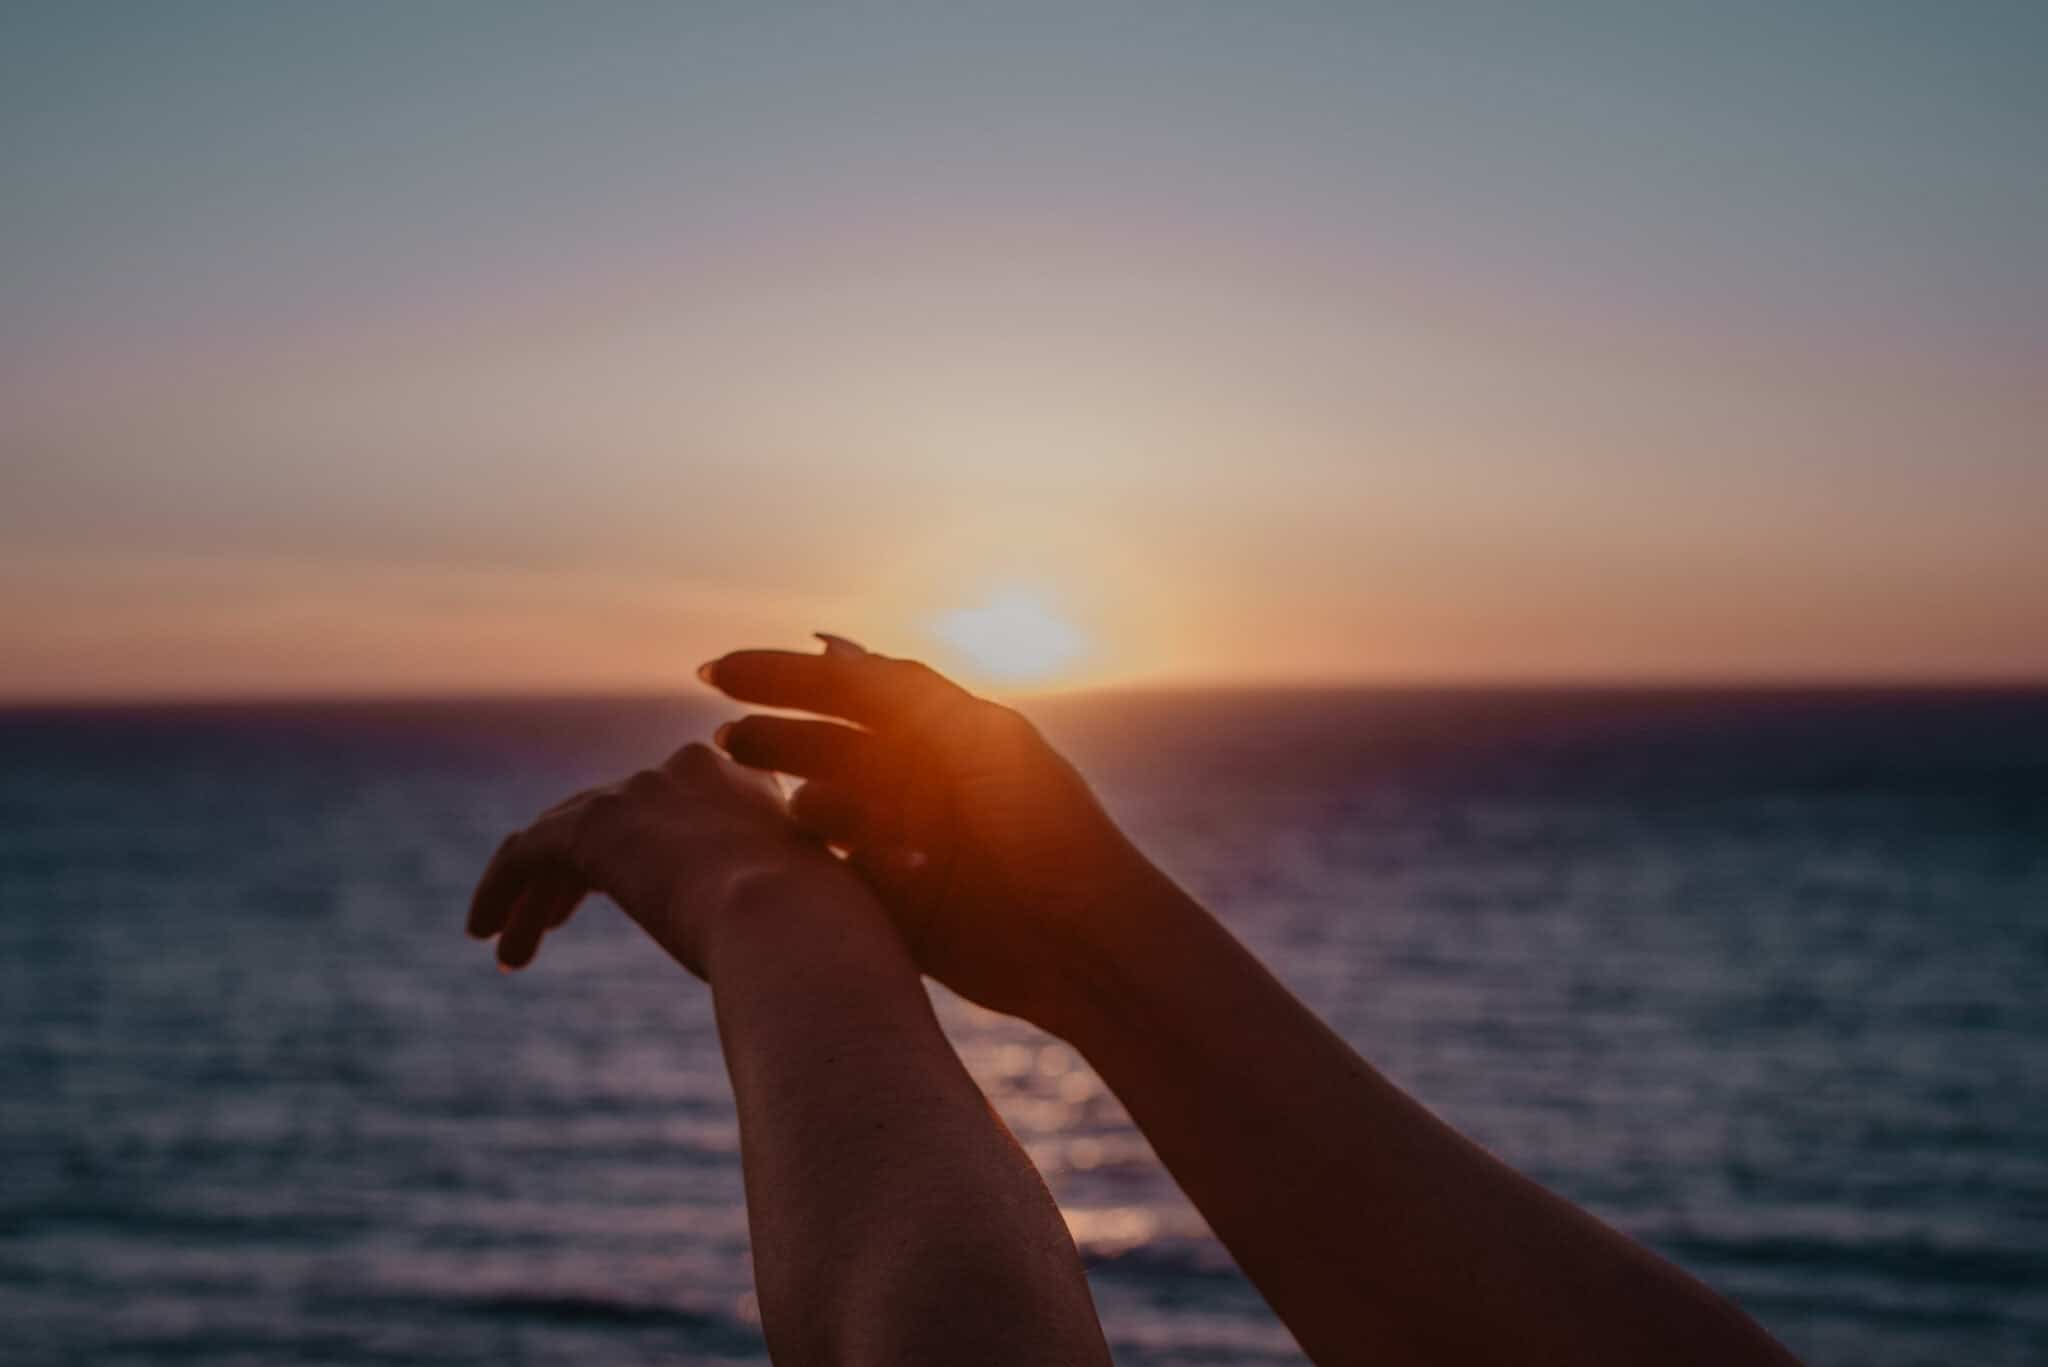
[[3, 2, 2044, 698]]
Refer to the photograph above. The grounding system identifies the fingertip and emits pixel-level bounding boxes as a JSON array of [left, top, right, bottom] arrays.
[[465, 893, 504, 940], [494, 889, 548, 970], [713, 720, 735, 750], [696, 658, 722, 687]]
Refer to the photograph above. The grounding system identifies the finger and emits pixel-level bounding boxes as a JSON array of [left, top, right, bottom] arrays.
[[467, 802, 592, 938], [716, 715, 887, 784], [699, 650, 891, 726], [847, 845, 936, 938], [862, 846, 930, 878], [468, 832, 540, 938], [537, 782, 612, 821], [700, 647, 973, 733], [532, 866, 588, 929], [495, 883, 553, 970], [659, 741, 721, 779], [787, 779, 883, 847]]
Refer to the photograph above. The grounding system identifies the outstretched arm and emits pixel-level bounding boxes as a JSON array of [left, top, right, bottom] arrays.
[[1054, 862, 1797, 1367], [468, 746, 1111, 1367], [710, 870, 1110, 1367], [705, 639, 1800, 1367]]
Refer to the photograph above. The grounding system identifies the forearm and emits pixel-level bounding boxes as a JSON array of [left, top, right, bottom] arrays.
[[706, 872, 1109, 1367], [1061, 863, 1797, 1367]]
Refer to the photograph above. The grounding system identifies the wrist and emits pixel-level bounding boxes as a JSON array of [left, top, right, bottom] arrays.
[[1042, 850, 1212, 1047], [699, 860, 912, 983]]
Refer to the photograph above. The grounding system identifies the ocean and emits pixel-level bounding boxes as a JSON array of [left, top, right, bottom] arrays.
[[2, 689, 2043, 1365]]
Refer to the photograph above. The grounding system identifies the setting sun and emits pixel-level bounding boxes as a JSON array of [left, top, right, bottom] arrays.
[[929, 586, 1089, 687]]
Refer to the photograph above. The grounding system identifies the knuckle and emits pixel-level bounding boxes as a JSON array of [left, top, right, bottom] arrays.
[[624, 768, 669, 799], [574, 791, 625, 841], [891, 661, 975, 734], [663, 741, 721, 779], [897, 659, 950, 691], [879, 657, 933, 692], [979, 699, 1037, 741]]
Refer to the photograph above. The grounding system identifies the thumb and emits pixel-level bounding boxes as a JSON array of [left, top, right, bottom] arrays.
[[846, 845, 939, 951]]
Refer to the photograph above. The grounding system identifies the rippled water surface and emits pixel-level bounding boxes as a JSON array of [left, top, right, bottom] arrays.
[[3, 690, 2044, 1365]]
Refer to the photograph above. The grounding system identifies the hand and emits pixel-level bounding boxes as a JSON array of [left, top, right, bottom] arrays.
[[466, 742, 845, 976], [702, 635, 1163, 1034]]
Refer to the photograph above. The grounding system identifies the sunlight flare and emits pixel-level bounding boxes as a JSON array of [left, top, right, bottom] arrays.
[[929, 586, 1089, 686]]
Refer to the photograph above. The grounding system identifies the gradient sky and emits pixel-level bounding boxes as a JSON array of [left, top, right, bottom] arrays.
[[4, 2, 2044, 698]]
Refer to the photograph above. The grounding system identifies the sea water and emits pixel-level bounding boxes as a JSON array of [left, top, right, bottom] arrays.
[[2, 689, 2043, 1365]]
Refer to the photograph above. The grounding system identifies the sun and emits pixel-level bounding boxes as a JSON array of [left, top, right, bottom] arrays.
[[929, 586, 1089, 687]]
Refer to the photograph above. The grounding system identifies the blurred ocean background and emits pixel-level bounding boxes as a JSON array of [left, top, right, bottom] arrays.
[[2, 688, 2044, 1366]]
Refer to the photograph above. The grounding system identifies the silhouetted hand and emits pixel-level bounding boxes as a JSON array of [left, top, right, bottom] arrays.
[[466, 742, 846, 976], [702, 635, 1159, 1033]]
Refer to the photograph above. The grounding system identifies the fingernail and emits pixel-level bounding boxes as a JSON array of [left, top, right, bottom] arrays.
[[696, 660, 720, 686], [888, 848, 929, 871], [713, 721, 734, 750], [814, 632, 867, 658], [497, 960, 518, 974]]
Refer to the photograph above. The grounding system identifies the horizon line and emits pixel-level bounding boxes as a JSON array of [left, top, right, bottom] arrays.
[[5, 673, 2048, 712]]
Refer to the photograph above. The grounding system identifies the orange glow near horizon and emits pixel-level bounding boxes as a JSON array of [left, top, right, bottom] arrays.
[[928, 585, 1091, 689]]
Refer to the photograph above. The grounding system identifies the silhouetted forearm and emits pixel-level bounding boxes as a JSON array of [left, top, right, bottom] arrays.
[[1055, 863, 1799, 1367], [706, 871, 1110, 1367]]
